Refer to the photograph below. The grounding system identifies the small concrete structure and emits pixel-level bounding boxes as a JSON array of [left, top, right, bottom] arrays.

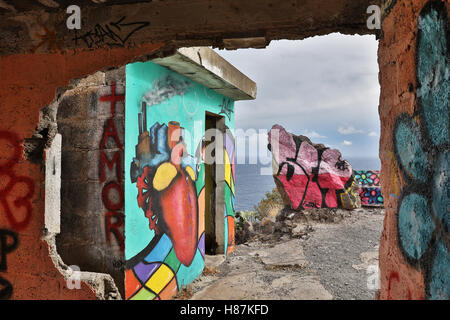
[[153, 47, 257, 101]]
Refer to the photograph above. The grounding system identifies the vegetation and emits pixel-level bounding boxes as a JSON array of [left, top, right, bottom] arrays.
[[235, 188, 284, 231], [253, 188, 284, 221]]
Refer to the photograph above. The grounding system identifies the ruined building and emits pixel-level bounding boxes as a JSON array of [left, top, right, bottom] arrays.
[[0, 0, 448, 300]]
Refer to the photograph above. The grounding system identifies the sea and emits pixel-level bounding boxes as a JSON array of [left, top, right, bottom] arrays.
[[234, 157, 381, 212]]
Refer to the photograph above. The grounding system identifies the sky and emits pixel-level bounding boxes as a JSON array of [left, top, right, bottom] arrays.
[[213, 33, 380, 160]]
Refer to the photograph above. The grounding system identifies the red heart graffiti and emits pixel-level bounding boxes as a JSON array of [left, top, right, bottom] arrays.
[[137, 144, 198, 267]]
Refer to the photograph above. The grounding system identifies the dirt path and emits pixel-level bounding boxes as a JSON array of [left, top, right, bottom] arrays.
[[179, 208, 385, 300]]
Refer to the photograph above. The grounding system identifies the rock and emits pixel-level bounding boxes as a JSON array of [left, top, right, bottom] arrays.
[[268, 124, 361, 210], [250, 239, 308, 268], [292, 224, 307, 237], [235, 221, 253, 245], [260, 218, 276, 234]]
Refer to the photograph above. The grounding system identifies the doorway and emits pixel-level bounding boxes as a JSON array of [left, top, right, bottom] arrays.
[[204, 112, 226, 255]]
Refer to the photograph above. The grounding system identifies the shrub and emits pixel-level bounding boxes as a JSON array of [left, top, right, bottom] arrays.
[[253, 188, 284, 221]]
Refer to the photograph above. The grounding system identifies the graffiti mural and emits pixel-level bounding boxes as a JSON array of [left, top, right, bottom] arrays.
[[72, 16, 150, 49], [0, 131, 35, 231], [354, 170, 384, 206], [124, 61, 236, 300], [0, 131, 34, 299], [268, 125, 360, 210], [224, 130, 236, 255], [0, 229, 18, 300], [99, 83, 125, 252], [393, 1, 449, 299]]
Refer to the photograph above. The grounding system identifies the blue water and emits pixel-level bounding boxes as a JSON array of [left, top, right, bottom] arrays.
[[234, 157, 381, 211]]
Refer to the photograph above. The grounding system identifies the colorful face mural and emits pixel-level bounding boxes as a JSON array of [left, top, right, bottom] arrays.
[[393, 1, 449, 299], [124, 61, 236, 300]]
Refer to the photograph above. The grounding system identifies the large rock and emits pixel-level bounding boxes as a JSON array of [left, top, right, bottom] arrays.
[[268, 124, 360, 210]]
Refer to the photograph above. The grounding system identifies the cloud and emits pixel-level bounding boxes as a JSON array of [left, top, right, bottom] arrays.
[[213, 34, 380, 158], [343, 140, 353, 146], [300, 130, 327, 139], [368, 131, 378, 137], [338, 125, 364, 135]]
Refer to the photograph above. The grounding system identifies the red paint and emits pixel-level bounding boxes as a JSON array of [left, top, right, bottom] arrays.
[[99, 84, 125, 252], [102, 182, 124, 211], [387, 271, 414, 300], [100, 151, 122, 183], [105, 211, 124, 252], [100, 118, 123, 150], [99, 82, 124, 117], [0, 131, 35, 231], [159, 169, 198, 266]]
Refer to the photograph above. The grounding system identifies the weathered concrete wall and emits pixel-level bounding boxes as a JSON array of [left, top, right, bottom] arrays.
[[378, 0, 449, 300], [124, 61, 236, 300], [55, 68, 126, 296], [0, 0, 378, 56]]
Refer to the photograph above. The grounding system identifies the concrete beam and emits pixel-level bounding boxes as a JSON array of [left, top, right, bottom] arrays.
[[0, 0, 379, 56], [153, 47, 257, 101]]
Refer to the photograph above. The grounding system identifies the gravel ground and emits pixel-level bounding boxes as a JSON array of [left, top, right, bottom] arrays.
[[302, 208, 384, 300], [180, 207, 385, 300]]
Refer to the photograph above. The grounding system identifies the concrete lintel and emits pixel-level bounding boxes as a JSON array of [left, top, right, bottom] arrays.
[[153, 47, 257, 101]]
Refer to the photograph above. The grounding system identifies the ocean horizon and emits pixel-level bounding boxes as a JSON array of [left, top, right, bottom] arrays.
[[234, 157, 381, 212]]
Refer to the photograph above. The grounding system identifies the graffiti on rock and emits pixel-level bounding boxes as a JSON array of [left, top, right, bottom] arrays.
[[393, 1, 449, 300], [268, 124, 360, 210], [354, 170, 384, 206]]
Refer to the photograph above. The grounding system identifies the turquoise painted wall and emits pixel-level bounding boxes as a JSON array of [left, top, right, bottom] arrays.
[[124, 61, 235, 300]]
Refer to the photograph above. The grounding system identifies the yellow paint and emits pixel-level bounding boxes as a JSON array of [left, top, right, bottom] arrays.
[[153, 162, 177, 191], [387, 150, 401, 196], [185, 166, 196, 181], [198, 189, 205, 239], [225, 151, 231, 187], [145, 264, 174, 294], [230, 173, 235, 195]]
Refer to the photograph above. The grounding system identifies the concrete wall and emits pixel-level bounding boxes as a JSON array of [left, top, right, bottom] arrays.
[[124, 61, 236, 300], [378, 0, 449, 300], [55, 68, 126, 296]]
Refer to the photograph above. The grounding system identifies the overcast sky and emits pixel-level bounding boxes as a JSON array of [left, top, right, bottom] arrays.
[[213, 33, 380, 159]]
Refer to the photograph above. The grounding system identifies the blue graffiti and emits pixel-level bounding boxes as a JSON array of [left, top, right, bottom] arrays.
[[394, 2, 449, 300]]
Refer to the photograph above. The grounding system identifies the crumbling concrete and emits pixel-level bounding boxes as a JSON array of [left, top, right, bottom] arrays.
[[0, 0, 378, 56]]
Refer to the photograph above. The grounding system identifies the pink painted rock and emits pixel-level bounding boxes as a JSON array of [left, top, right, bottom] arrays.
[[268, 124, 361, 210]]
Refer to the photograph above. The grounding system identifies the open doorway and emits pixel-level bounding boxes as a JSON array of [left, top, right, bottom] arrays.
[[204, 112, 226, 255]]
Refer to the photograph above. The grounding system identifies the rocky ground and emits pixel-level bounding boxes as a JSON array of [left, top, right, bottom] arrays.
[[175, 207, 385, 300]]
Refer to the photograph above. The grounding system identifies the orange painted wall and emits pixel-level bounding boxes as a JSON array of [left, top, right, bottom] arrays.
[[378, 0, 449, 300]]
